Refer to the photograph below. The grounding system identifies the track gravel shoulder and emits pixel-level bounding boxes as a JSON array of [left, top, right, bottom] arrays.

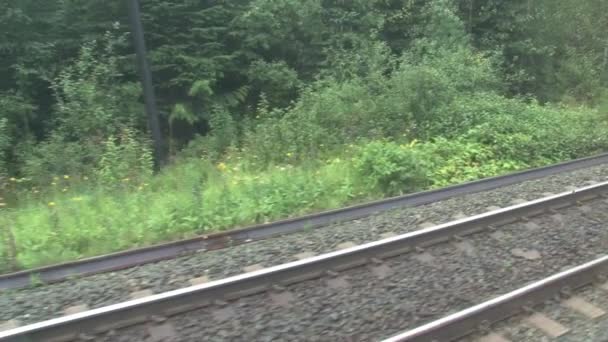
[[1, 164, 608, 325]]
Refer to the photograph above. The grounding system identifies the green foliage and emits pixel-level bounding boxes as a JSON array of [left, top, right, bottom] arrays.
[[0, 92, 37, 174], [96, 128, 153, 186], [242, 39, 500, 164], [354, 141, 429, 195], [18, 28, 144, 184], [413, 0, 470, 52], [22, 133, 100, 184], [421, 137, 525, 187], [207, 106, 237, 158], [247, 60, 301, 108], [51, 29, 141, 141]]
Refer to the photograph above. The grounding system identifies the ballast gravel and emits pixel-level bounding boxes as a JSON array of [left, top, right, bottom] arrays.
[[99, 197, 608, 340], [1, 164, 608, 328]]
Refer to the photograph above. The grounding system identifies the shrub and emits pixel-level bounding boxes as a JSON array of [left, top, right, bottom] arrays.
[[353, 141, 430, 195], [420, 137, 526, 187], [22, 133, 101, 184]]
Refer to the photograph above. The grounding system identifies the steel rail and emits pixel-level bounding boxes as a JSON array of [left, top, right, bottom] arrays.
[[2, 181, 608, 342], [382, 255, 608, 342], [2, 153, 608, 290]]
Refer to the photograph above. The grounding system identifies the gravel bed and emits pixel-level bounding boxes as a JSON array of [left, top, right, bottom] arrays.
[[1, 164, 608, 326], [89, 196, 608, 340]]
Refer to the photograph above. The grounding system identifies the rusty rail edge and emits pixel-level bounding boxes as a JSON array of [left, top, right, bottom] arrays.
[[382, 255, 608, 342], [2, 182, 608, 342], [2, 153, 608, 290]]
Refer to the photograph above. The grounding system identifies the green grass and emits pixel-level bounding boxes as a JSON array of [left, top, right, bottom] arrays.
[[0, 155, 370, 272]]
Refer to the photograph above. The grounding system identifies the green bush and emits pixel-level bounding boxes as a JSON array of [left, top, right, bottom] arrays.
[[420, 137, 526, 187], [354, 141, 430, 195], [22, 133, 101, 184], [241, 44, 502, 167]]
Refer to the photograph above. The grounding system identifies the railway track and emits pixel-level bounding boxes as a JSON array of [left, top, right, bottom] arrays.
[[2, 180, 608, 341], [383, 255, 608, 342], [2, 152, 608, 291]]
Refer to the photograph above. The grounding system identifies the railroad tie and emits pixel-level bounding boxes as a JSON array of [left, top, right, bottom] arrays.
[[561, 296, 605, 319], [243, 264, 265, 273], [418, 221, 436, 229], [336, 241, 357, 250], [477, 332, 512, 342], [380, 232, 398, 239], [63, 304, 89, 315], [294, 251, 316, 260], [189, 276, 210, 286], [147, 323, 177, 342], [510, 198, 528, 206], [269, 290, 295, 307], [452, 212, 468, 220], [130, 289, 154, 299], [212, 305, 236, 322], [525, 312, 569, 338], [0, 320, 20, 332]]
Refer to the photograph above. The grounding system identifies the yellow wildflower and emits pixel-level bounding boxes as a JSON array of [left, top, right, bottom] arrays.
[[71, 197, 84, 202], [33, 190, 40, 194], [51, 182, 57, 186], [48, 202, 56, 207], [63, 175, 70, 180], [217, 162, 227, 172], [0, 203, 6, 207], [62, 188, 68, 192], [83, 176, 89, 180], [9, 177, 16, 182], [138, 186, 144, 191], [286, 152, 293, 157], [53, 176, 59, 181], [123, 178, 130, 182]]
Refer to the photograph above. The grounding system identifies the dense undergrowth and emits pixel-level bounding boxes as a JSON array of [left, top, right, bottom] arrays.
[[1, 0, 608, 273]]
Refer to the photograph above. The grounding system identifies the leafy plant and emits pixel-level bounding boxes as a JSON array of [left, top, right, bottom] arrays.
[[354, 141, 430, 195], [96, 128, 153, 186]]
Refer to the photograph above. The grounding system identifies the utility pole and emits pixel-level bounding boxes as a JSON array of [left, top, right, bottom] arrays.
[[128, 0, 165, 170]]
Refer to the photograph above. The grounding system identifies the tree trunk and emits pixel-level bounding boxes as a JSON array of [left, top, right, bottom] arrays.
[[603, 38, 608, 72], [468, 0, 474, 33]]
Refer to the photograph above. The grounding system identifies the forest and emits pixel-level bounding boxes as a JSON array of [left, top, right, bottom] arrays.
[[1, 0, 607, 272]]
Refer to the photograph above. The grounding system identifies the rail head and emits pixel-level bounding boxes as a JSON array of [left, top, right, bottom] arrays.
[[2, 181, 608, 341]]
